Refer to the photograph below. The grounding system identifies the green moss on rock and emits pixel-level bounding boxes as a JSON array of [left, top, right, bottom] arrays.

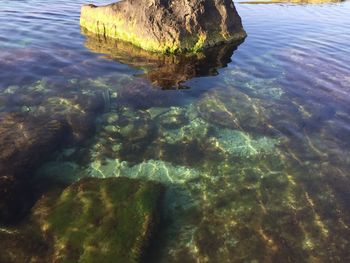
[[80, 0, 246, 54], [32, 177, 164, 263]]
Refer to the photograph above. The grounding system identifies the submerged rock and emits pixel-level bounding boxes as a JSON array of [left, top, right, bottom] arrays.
[[0, 113, 68, 223], [0, 113, 68, 176], [0, 226, 49, 263], [208, 128, 279, 157], [32, 177, 164, 263], [80, 0, 246, 53], [196, 88, 272, 134], [0, 177, 164, 263]]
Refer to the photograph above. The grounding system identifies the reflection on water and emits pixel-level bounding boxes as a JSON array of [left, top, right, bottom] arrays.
[[82, 29, 243, 89], [1, 0, 350, 262]]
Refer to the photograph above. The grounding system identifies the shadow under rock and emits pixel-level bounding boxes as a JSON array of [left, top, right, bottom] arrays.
[[81, 28, 244, 89]]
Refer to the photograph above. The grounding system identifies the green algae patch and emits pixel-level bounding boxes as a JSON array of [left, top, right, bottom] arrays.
[[32, 177, 164, 263]]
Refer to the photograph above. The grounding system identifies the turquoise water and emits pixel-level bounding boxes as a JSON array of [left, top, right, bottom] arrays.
[[1, 0, 350, 262]]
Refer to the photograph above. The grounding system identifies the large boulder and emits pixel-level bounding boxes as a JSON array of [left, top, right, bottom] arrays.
[[80, 0, 246, 53]]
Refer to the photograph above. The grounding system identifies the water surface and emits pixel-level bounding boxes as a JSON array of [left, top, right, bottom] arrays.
[[1, 0, 350, 262]]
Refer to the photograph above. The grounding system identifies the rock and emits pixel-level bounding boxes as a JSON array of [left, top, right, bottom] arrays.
[[0, 226, 49, 263], [0, 176, 29, 225], [32, 177, 164, 263], [80, 0, 246, 53], [196, 88, 275, 135], [92, 107, 157, 162], [0, 113, 68, 176], [239, 0, 343, 4], [34, 91, 107, 144], [87, 158, 201, 185], [206, 128, 279, 158], [0, 113, 69, 223], [0, 177, 164, 263], [2, 78, 109, 144], [155, 107, 189, 130]]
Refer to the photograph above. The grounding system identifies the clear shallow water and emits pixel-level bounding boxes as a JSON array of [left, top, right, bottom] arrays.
[[1, 0, 350, 262]]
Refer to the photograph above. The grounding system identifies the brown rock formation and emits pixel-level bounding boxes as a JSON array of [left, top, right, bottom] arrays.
[[80, 0, 246, 53]]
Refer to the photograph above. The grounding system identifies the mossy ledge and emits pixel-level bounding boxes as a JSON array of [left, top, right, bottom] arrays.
[[80, 0, 247, 54]]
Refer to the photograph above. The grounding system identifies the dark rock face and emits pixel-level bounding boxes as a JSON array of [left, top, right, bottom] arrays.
[[0, 113, 68, 223], [80, 0, 246, 53]]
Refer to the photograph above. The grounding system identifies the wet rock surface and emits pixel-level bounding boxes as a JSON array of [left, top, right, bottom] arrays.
[[80, 0, 246, 53]]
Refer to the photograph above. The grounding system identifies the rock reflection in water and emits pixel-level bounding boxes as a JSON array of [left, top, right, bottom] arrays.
[[82, 29, 243, 89]]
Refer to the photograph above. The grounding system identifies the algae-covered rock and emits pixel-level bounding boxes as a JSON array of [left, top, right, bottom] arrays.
[[32, 177, 164, 263], [80, 0, 246, 53]]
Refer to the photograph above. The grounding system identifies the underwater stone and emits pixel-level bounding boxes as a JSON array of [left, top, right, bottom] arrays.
[[88, 158, 201, 185], [32, 177, 164, 263], [104, 112, 119, 124], [159, 116, 208, 145], [36, 91, 106, 143], [97, 108, 156, 161], [0, 113, 68, 176], [196, 88, 276, 135], [0, 226, 49, 263], [80, 0, 246, 53], [155, 107, 189, 129], [0, 113, 68, 224], [210, 128, 279, 157]]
